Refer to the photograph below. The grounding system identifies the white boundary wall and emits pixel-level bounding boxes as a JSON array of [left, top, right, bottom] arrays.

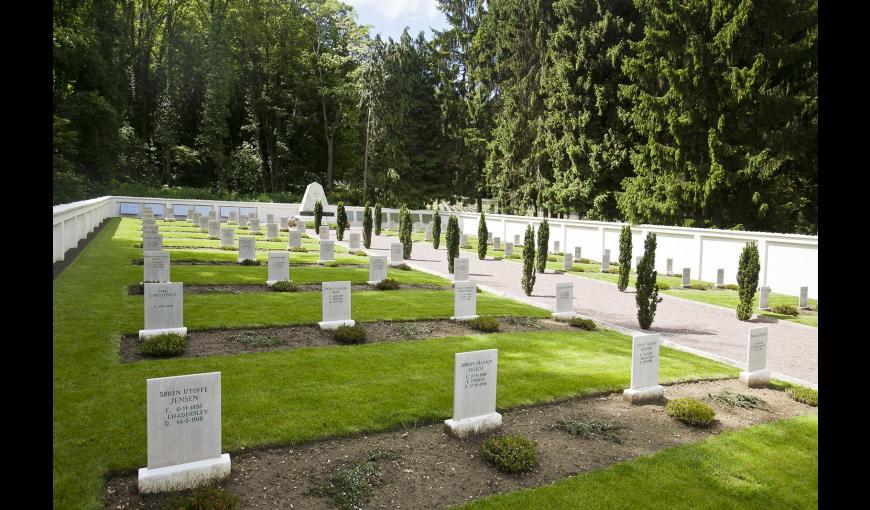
[[53, 196, 817, 299]]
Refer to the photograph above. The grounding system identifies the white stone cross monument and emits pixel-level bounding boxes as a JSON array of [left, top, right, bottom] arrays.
[[390, 242, 404, 266], [319, 281, 354, 330], [553, 282, 575, 320], [623, 333, 664, 404], [143, 251, 170, 283], [451, 280, 478, 321], [300, 182, 329, 212], [139, 282, 186, 339], [238, 237, 256, 262], [267, 251, 290, 285], [138, 372, 230, 493], [443, 349, 501, 438], [739, 327, 771, 388], [367, 255, 388, 285], [318, 240, 335, 264]]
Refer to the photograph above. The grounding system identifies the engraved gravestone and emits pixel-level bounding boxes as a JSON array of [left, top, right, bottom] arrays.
[[249, 217, 261, 233], [266, 223, 279, 241], [319, 226, 330, 240], [514, 234, 521, 246], [287, 231, 302, 249], [318, 240, 335, 264], [454, 257, 469, 282], [390, 242, 404, 266], [553, 240, 560, 254], [297, 220, 307, 234], [142, 217, 157, 227], [319, 281, 354, 329], [186, 210, 193, 222], [600, 249, 610, 271], [451, 280, 478, 321], [759, 286, 771, 310], [140, 282, 186, 339], [682, 268, 691, 288], [504, 242, 513, 257], [443, 349, 501, 438], [165, 207, 174, 221], [739, 327, 771, 387], [487, 232, 493, 245], [219, 227, 235, 248], [367, 255, 388, 285], [623, 333, 664, 404], [799, 287, 809, 308], [493, 237, 500, 250], [574, 246, 582, 262], [238, 237, 256, 262], [280, 216, 289, 231], [717, 268, 725, 288], [199, 217, 209, 232], [267, 251, 290, 285], [553, 282, 575, 320], [666, 258, 673, 276], [349, 231, 361, 250], [208, 220, 220, 239], [138, 372, 230, 493], [424, 225, 432, 241], [143, 225, 159, 237], [143, 235, 163, 252], [563, 252, 572, 271], [266, 213, 274, 224], [238, 215, 249, 229], [228, 210, 237, 224], [460, 234, 468, 248], [208, 210, 216, 221], [144, 251, 170, 283]]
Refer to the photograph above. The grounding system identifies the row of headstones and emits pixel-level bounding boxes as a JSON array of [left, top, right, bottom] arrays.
[[137, 324, 773, 493]]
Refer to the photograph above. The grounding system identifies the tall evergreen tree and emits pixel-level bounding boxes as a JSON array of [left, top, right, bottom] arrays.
[[399, 204, 413, 258], [362, 202, 373, 248], [521, 224, 536, 295], [446, 214, 460, 273], [477, 212, 488, 259], [617, 225, 632, 291], [635, 232, 662, 329], [314, 200, 323, 228], [336, 202, 347, 240], [374, 203, 383, 234], [432, 209, 442, 249], [736, 241, 760, 321], [536, 218, 550, 273]]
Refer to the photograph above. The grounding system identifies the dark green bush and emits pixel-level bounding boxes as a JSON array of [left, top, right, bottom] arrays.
[[477, 212, 488, 260], [618, 225, 632, 292], [432, 210, 442, 249], [786, 386, 818, 406], [399, 204, 412, 259], [536, 219, 549, 273], [239, 259, 260, 265], [636, 233, 663, 330], [482, 434, 538, 474], [468, 316, 500, 332], [374, 203, 383, 235], [170, 486, 239, 510], [375, 278, 400, 290], [336, 202, 347, 241], [771, 304, 799, 316], [314, 200, 323, 229], [690, 282, 712, 290], [547, 255, 558, 262], [656, 282, 671, 290], [722, 283, 739, 290], [270, 280, 298, 292], [665, 398, 716, 426], [394, 263, 412, 271], [334, 325, 367, 344], [568, 317, 597, 330], [522, 224, 536, 295], [446, 215, 460, 273], [139, 333, 186, 357], [289, 246, 307, 252], [737, 241, 760, 321], [362, 203, 373, 248]]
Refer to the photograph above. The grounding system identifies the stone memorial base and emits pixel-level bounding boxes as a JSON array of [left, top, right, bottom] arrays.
[[319, 319, 355, 330], [389, 260, 403, 267], [451, 280, 470, 287], [739, 369, 771, 388], [366, 280, 382, 286], [681, 283, 690, 288], [139, 327, 188, 339], [237, 258, 255, 264], [623, 385, 664, 405], [138, 453, 231, 494], [265, 280, 290, 287], [552, 311, 576, 321], [443, 412, 502, 439], [716, 284, 726, 288], [318, 259, 335, 265], [450, 314, 479, 321]]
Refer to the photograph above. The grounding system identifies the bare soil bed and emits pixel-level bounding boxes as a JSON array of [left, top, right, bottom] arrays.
[[126, 283, 450, 295], [102, 379, 816, 509], [119, 317, 564, 363]]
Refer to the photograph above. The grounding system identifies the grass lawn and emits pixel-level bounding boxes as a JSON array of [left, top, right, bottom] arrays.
[[169, 264, 450, 286], [54, 218, 740, 508], [459, 414, 817, 509]]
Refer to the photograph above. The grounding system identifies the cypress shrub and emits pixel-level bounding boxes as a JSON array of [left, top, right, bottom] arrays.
[[314, 200, 323, 229], [477, 212, 488, 259], [636, 233, 663, 329], [618, 225, 632, 291], [736, 241, 760, 321], [362, 202, 373, 248], [432, 210, 442, 249], [522, 224, 536, 295], [446, 215, 460, 273], [399, 204, 412, 258], [374, 203, 382, 235], [536, 218, 549, 273], [336, 202, 347, 241]]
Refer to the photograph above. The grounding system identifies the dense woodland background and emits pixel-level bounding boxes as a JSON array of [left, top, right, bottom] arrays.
[[53, 0, 817, 234]]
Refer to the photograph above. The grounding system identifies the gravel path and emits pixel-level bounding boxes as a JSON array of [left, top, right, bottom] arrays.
[[339, 231, 818, 387]]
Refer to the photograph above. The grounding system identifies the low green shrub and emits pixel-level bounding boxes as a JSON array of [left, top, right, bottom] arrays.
[[132, 257, 144, 265], [607, 268, 620, 274], [375, 278, 400, 290], [334, 325, 367, 344], [219, 245, 235, 250], [706, 389, 767, 409], [481, 434, 538, 474], [690, 282, 712, 290], [139, 333, 186, 357], [547, 255, 558, 262], [578, 258, 592, 264], [270, 280, 298, 292], [308, 449, 395, 510], [468, 316, 500, 332], [350, 250, 368, 256], [239, 259, 260, 266], [786, 386, 818, 406], [665, 398, 716, 426], [170, 486, 239, 510], [567, 317, 597, 330], [568, 266, 585, 272], [226, 331, 284, 347], [555, 419, 626, 443], [321, 261, 340, 267], [722, 283, 739, 290], [289, 246, 307, 252], [656, 282, 671, 290], [394, 263, 412, 271], [771, 304, 799, 316]]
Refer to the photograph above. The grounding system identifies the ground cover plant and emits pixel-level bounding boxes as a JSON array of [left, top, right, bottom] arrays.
[[786, 386, 818, 407], [170, 486, 239, 510], [665, 398, 716, 426], [706, 389, 767, 410], [226, 331, 285, 347], [308, 448, 395, 510], [554, 419, 626, 443], [54, 218, 740, 508], [468, 316, 500, 332], [567, 317, 597, 330], [482, 434, 538, 474], [334, 324, 367, 344], [138, 333, 186, 357]]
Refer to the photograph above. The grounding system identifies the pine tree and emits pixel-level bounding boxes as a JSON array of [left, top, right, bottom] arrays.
[[336, 202, 347, 241], [374, 203, 383, 234], [399, 204, 412, 258], [536, 218, 550, 273], [477, 212, 488, 259], [736, 242, 760, 321], [617, 225, 632, 291], [314, 201, 323, 230], [522, 224, 536, 295], [362, 202, 373, 248], [432, 210, 441, 249], [635, 233, 662, 329], [446, 215, 460, 273]]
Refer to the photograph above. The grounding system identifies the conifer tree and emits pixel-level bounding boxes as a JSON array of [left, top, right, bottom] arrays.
[[399, 204, 412, 258], [736, 242, 761, 321], [522, 224, 536, 295], [336, 202, 347, 241], [374, 203, 383, 235], [617, 225, 632, 291], [314, 201, 323, 230], [446, 215, 460, 273], [477, 212, 488, 259], [635, 233, 662, 329], [432, 210, 441, 249], [536, 218, 550, 273], [362, 202, 373, 248]]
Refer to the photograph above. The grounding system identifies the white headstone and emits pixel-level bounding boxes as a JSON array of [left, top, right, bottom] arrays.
[[367, 255, 388, 285], [717, 268, 725, 287], [493, 237, 501, 250], [553, 240, 560, 254], [266, 223, 279, 241], [143, 235, 163, 252], [186, 210, 193, 222], [390, 242, 404, 266], [504, 242, 513, 257], [140, 282, 186, 338], [319, 226, 330, 240], [238, 215, 249, 229], [799, 287, 809, 308], [514, 234, 521, 246], [207, 221, 220, 239], [563, 252, 572, 271], [138, 372, 230, 493], [266, 213, 274, 224], [460, 234, 468, 248], [487, 232, 493, 245], [319, 240, 334, 263], [601, 249, 610, 271], [208, 210, 216, 221], [142, 225, 159, 237], [238, 237, 256, 262], [424, 225, 432, 241], [228, 210, 237, 223], [759, 286, 771, 310], [199, 217, 209, 231], [280, 216, 289, 231], [443, 349, 502, 438], [249, 217, 261, 232], [739, 327, 771, 387], [165, 207, 174, 221], [287, 231, 302, 248], [319, 281, 354, 330], [267, 251, 290, 285], [574, 246, 582, 262], [553, 282, 575, 320], [349, 231, 361, 250], [297, 220, 307, 234], [143, 218, 157, 227], [451, 280, 478, 321], [666, 258, 673, 276], [682, 268, 691, 288], [300, 182, 329, 212], [454, 257, 469, 282], [219, 228, 235, 248], [143, 251, 170, 283], [623, 333, 664, 404]]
